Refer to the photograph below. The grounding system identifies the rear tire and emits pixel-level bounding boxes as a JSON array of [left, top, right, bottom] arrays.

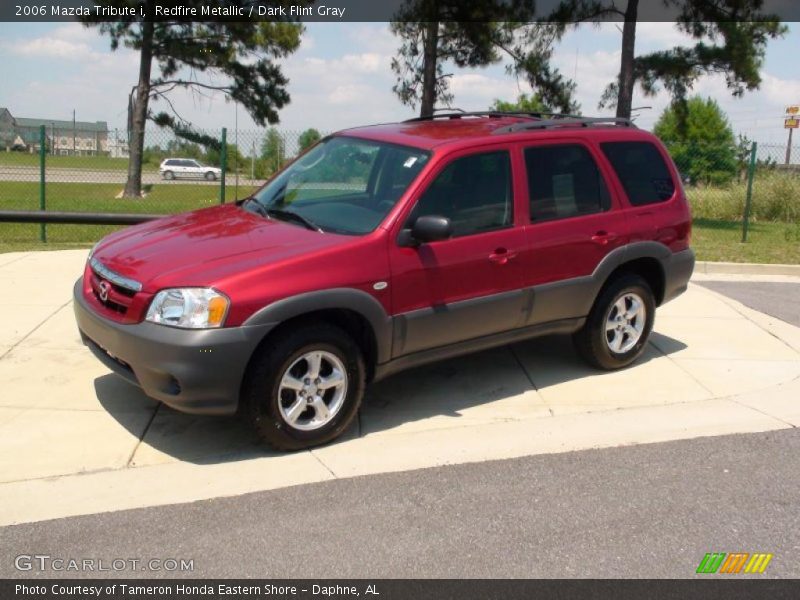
[[573, 273, 655, 370], [242, 323, 365, 451]]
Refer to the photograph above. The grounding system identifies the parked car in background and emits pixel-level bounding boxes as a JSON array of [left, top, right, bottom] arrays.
[[76, 112, 694, 451], [159, 158, 222, 181]]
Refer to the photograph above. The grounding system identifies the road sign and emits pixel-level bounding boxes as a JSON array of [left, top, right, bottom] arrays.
[[785, 118, 799, 129], [787, 105, 800, 115]]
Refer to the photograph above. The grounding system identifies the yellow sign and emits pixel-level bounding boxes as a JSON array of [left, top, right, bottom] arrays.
[[785, 118, 799, 129], [786, 105, 800, 115]]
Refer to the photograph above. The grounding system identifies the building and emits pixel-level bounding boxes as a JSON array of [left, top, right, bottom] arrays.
[[0, 107, 110, 156]]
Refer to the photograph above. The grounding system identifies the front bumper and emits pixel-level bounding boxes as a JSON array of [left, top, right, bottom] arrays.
[[74, 279, 276, 415]]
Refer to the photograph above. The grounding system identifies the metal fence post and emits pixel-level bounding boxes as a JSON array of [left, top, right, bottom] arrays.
[[741, 141, 757, 243], [219, 127, 227, 204], [39, 125, 46, 243]]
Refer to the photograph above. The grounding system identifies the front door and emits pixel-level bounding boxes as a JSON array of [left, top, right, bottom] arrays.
[[389, 148, 526, 357]]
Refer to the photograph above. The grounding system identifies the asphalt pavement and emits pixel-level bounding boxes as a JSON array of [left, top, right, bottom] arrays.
[[1, 428, 798, 579], [696, 281, 800, 327]]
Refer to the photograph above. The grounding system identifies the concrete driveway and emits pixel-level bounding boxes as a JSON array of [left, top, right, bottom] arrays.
[[1, 250, 799, 526]]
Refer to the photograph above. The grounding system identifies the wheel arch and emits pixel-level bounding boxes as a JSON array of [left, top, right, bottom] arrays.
[[593, 242, 669, 306], [243, 288, 392, 381]]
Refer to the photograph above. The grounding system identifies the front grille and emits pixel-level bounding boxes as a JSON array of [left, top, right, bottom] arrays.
[[90, 274, 131, 314]]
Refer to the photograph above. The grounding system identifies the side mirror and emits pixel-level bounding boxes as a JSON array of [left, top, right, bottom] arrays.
[[400, 215, 452, 246]]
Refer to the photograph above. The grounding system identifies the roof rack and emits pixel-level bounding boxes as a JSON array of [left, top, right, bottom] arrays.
[[403, 110, 540, 123], [403, 110, 611, 124], [493, 117, 635, 134]]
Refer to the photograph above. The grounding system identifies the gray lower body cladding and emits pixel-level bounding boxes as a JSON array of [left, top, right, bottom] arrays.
[[73, 280, 275, 415]]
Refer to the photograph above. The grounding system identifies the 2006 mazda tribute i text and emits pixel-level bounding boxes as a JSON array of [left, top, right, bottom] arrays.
[[74, 112, 694, 450]]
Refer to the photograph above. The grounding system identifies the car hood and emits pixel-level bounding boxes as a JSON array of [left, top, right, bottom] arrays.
[[91, 204, 354, 289]]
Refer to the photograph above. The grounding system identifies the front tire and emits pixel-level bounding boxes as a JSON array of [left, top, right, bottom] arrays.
[[205, 171, 216, 181], [242, 323, 365, 451], [163, 170, 174, 180], [573, 274, 655, 370]]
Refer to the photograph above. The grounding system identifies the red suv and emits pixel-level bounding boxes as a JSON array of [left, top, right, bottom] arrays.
[[74, 113, 694, 450]]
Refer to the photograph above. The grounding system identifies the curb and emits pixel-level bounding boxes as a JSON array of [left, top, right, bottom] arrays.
[[696, 261, 800, 276]]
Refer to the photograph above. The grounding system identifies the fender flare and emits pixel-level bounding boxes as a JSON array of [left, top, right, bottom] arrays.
[[243, 288, 393, 364]]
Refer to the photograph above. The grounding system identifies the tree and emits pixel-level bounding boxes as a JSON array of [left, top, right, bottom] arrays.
[[490, 93, 549, 114], [81, 1, 304, 198], [391, 3, 578, 117], [298, 128, 322, 152], [653, 96, 736, 185], [205, 143, 245, 172], [259, 128, 286, 177], [573, 0, 787, 121]]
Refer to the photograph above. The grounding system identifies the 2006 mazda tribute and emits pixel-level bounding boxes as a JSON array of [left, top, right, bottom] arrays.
[[74, 112, 694, 450]]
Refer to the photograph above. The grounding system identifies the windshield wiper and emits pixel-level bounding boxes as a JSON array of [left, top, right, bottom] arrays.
[[266, 207, 324, 233], [241, 197, 268, 217]]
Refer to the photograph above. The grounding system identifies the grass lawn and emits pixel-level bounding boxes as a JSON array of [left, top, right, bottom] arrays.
[[1, 181, 798, 264], [0, 152, 154, 171], [0, 181, 257, 246], [692, 218, 800, 264]]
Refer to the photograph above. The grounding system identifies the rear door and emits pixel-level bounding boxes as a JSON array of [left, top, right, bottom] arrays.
[[599, 140, 679, 244], [518, 139, 628, 325], [388, 145, 527, 356]]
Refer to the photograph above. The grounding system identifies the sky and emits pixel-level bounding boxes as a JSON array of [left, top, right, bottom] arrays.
[[0, 21, 798, 147]]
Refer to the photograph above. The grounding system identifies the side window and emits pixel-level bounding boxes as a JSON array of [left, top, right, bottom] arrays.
[[600, 141, 676, 206], [408, 151, 512, 237], [525, 144, 611, 222], [165, 159, 177, 166]]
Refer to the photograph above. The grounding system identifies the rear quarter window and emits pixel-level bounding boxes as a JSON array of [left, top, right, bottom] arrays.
[[600, 141, 676, 206]]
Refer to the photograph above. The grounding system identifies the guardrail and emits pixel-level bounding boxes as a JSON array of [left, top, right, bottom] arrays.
[[0, 211, 162, 225]]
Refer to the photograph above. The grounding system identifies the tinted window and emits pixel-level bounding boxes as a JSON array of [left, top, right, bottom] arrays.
[[409, 151, 512, 237], [601, 141, 675, 206], [164, 159, 178, 166], [525, 144, 610, 222]]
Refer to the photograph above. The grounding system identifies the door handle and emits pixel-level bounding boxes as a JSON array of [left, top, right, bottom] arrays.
[[591, 231, 618, 246], [488, 247, 517, 264]]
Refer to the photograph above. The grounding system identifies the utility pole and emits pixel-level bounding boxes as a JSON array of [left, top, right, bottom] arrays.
[[72, 109, 76, 156]]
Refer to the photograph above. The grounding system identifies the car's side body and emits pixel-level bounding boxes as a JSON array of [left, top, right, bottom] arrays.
[[75, 115, 694, 447]]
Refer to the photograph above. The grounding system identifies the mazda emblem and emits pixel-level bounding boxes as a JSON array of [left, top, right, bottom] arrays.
[[98, 280, 110, 303]]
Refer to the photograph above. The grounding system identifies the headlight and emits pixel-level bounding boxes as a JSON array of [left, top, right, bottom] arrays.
[[145, 288, 229, 329]]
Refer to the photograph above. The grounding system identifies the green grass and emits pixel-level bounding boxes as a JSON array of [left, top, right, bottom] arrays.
[[1, 181, 798, 264], [692, 219, 800, 264], [0, 151, 153, 171], [0, 181, 257, 246]]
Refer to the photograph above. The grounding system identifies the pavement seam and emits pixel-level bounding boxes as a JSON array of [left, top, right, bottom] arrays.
[[727, 396, 798, 429], [0, 298, 72, 361], [646, 336, 717, 398], [508, 344, 553, 417], [694, 285, 800, 357], [0, 253, 32, 269], [125, 403, 161, 468], [309, 450, 338, 479]]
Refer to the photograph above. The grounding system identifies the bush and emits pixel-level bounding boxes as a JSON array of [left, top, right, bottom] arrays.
[[687, 170, 800, 223]]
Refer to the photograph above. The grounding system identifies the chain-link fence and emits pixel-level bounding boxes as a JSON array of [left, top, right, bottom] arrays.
[[1, 128, 798, 264], [0, 127, 318, 248], [665, 140, 800, 264]]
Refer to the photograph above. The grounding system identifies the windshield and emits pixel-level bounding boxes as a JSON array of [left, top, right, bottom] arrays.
[[248, 136, 430, 235]]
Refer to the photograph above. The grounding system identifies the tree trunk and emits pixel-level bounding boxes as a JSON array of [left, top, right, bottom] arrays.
[[419, 21, 439, 118], [123, 16, 155, 198], [616, 0, 638, 120]]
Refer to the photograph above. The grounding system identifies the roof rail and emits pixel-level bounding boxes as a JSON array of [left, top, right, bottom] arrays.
[[493, 117, 635, 134], [403, 111, 540, 123]]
